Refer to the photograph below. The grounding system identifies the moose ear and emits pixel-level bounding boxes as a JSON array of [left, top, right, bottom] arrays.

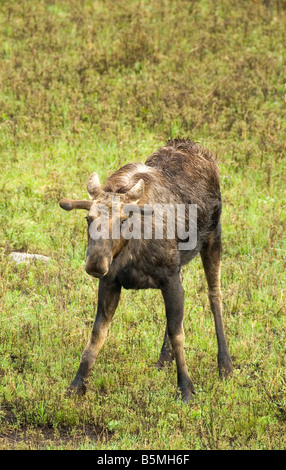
[[87, 172, 102, 199], [125, 179, 145, 203]]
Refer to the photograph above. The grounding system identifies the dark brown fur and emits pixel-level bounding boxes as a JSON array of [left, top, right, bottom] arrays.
[[59, 139, 233, 403]]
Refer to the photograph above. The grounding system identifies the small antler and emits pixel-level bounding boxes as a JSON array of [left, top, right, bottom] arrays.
[[87, 172, 102, 199], [59, 199, 93, 211]]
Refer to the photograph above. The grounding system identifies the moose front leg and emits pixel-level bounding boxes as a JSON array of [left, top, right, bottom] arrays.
[[161, 275, 195, 403], [69, 278, 121, 395], [200, 225, 233, 379]]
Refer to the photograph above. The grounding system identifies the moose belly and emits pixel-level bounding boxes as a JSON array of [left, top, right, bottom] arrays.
[[116, 266, 159, 290]]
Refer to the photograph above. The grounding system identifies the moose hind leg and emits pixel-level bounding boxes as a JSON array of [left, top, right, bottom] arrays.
[[68, 278, 121, 395], [200, 225, 233, 378], [157, 327, 175, 370]]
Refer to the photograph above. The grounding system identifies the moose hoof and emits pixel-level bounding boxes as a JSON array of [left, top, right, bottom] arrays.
[[156, 358, 173, 371], [177, 379, 195, 404], [156, 350, 175, 370], [176, 388, 195, 404], [218, 354, 233, 380], [67, 380, 87, 397]]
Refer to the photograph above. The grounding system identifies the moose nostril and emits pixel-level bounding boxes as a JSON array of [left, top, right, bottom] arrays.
[[101, 258, 110, 274]]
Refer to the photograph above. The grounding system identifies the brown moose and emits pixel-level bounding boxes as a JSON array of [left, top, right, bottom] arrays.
[[59, 139, 232, 403]]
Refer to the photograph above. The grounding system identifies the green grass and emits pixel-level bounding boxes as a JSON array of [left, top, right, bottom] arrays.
[[0, 0, 285, 449]]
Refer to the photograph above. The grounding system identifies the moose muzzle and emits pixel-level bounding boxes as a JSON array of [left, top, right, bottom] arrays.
[[85, 255, 110, 278]]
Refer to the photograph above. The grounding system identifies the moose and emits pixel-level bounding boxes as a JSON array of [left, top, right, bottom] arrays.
[[59, 139, 232, 403]]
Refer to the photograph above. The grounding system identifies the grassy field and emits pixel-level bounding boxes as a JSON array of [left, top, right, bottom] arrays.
[[0, 0, 285, 450]]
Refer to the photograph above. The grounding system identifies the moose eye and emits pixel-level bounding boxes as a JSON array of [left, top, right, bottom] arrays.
[[120, 217, 128, 227]]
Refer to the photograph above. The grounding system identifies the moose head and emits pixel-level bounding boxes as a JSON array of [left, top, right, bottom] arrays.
[[60, 172, 146, 278]]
